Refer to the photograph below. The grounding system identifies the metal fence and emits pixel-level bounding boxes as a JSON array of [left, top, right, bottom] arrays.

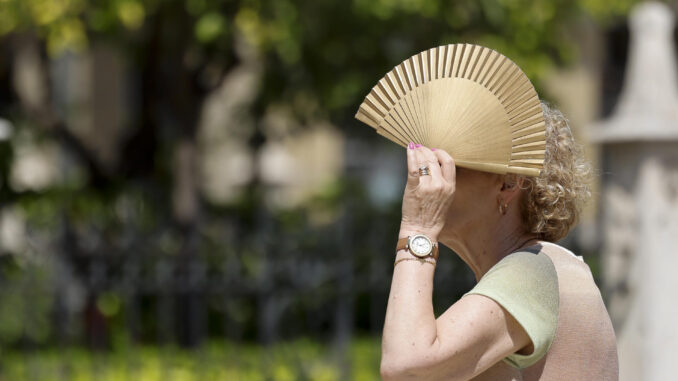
[[0, 194, 476, 380]]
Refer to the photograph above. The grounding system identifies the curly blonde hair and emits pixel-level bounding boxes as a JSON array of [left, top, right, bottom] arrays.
[[519, 102, 592, 242]]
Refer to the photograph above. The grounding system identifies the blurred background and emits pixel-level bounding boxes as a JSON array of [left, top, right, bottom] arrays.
[[1, 0, 677, 380]]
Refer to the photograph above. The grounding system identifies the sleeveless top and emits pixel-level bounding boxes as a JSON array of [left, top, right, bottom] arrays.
[[464, 245, 562, 368]]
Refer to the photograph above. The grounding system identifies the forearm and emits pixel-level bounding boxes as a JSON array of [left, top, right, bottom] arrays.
[[381, 228, 440, 376]]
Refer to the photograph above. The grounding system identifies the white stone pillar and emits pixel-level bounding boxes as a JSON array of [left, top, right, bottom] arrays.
[[592, 2, 678, 380]]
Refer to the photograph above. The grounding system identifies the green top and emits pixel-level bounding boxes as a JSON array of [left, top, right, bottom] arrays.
[[464, 250, 559, 369]]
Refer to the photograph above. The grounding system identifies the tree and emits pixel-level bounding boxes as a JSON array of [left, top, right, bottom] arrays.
[[0, 0, 644, 348]]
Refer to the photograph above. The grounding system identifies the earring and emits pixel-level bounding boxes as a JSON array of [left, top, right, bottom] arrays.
[[498, 202, 508, 215]]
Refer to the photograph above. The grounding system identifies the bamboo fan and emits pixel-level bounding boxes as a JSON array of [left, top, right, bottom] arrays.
[[355, 43, 546, 176]]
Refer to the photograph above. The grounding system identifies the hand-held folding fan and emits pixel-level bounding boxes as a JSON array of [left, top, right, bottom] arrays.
[[355, 43, 545, 176]]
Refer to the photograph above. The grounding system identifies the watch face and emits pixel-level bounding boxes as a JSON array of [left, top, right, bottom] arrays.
[[409, 235, 433, 257]]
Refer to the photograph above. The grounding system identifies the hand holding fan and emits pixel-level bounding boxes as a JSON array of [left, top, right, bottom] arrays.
[[355, 43, 545, 176]]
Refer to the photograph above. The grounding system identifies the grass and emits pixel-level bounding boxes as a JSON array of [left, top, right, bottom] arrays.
[[0, 336, 381, 381]]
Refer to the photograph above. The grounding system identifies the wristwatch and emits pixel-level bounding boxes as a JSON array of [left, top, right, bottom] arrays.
[[396, 234, 439, 261]]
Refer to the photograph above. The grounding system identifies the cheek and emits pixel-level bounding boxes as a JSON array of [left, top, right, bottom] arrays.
[[447, 181, 495, 221], [446, 182, 475, 218]]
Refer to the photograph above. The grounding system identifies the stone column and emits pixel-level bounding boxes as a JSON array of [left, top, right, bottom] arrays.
[[591, 2, 678, 380]]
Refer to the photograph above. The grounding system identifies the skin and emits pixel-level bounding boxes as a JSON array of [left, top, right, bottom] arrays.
[[381, 143, 541, 380]]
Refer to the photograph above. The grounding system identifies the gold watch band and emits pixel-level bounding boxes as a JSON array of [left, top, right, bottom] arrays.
[[396, 237, 439, 261]]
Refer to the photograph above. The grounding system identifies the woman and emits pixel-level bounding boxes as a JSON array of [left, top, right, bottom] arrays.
[[380, 102, 618, 381]]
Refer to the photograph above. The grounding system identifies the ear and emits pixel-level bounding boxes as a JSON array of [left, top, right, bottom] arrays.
[[499, 174, 525, 204]]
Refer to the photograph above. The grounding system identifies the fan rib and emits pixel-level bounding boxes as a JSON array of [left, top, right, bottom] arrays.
[[360, 103, 384, 124], [401, 95, 423, 143], [509, 96, 540, 118], [427, 48, 435, 81], [478, 51, 501, 85], [420, 52, 429, 84], [507, 166, 541, 176], [460, 44, 475, 79], [441, 45, 450, 78], [392, 94, 418, 139], [380, 117, 408, 141], [512, 124, 545, 139], [376, 128, 406, 146], [384, 74, 404, 102], [391, 67, 408, 94], [376, 80, 396, 105], [512, 131, 546, 146], [483, 57, 509, 91], [511, 117, 544, 134], [369, 88, 391, 112], [490, 64, 519, 94], [445, 44, 457, 78], [471, 48, 492, 82], [502, 80, 532, 108], [382, 115, 412, 143], [422, 52, 430, 84], [511, 150, 545, 160], [416, 54, 426, 85], [377, 80, 396, 105], [406, 57, 420, 87], [406, 66, 425, 142], [398, 63, 424, 139], [454, 160, 509, 174], [435, 47, 444, 79], [357, 106, 381, 127], [365, 94, 388, 116], [454, 44, 467, 78], [509, 159, 543, 168], [504, 84, 535, 113], [467, 45, 484, 79], [510, 103, 542, 124], [384, 105, 411, 136], [398, 63, 414, 91], [392, 67, 420, 141], [495, 67, 524, 100], [355, 109, 378, 128], [512, 141, 546, 152], [460, 44, 476, 79]]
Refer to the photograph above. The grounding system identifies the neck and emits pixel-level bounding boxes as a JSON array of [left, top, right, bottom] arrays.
[[439, 211, 539, 282]]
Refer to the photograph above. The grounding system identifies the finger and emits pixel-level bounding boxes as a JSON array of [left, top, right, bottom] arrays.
[[415, 146, 444, 184], [432, 149, 456, 184], [406, 142, 419, 186]]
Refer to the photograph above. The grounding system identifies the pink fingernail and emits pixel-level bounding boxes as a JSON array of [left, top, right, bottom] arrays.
[[415, 144, 422, 148], [408, 142, 414, 149], [431, 148, 437, 151]]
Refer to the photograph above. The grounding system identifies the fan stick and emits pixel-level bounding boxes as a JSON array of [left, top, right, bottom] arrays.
[[355, 43, 546, 176]]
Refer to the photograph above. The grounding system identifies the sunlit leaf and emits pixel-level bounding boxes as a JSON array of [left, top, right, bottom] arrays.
[[117, 0, 145, 30], [195, 12, 226, 43]]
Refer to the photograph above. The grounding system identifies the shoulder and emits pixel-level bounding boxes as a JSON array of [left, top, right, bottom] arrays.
[[539, 241, 585, 262], [489, 249, 558, 278], [465, 249, 559, 368], [470, 250, 558, 298]]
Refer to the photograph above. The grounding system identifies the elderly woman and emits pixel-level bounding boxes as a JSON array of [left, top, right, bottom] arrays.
[[380, 103, 618, 380]]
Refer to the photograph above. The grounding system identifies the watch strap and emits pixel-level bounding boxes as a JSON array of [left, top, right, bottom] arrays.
[[396, 237, 439, 261]]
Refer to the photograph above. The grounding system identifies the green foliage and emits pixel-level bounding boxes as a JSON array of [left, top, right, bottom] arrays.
[[0, 337, 382, 381], [0, 0, 646, 108], [0, 0, 645, 357], [0, 0, 89, 55], [194, 12, 226, 43], [0, 258, 54, 345]]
